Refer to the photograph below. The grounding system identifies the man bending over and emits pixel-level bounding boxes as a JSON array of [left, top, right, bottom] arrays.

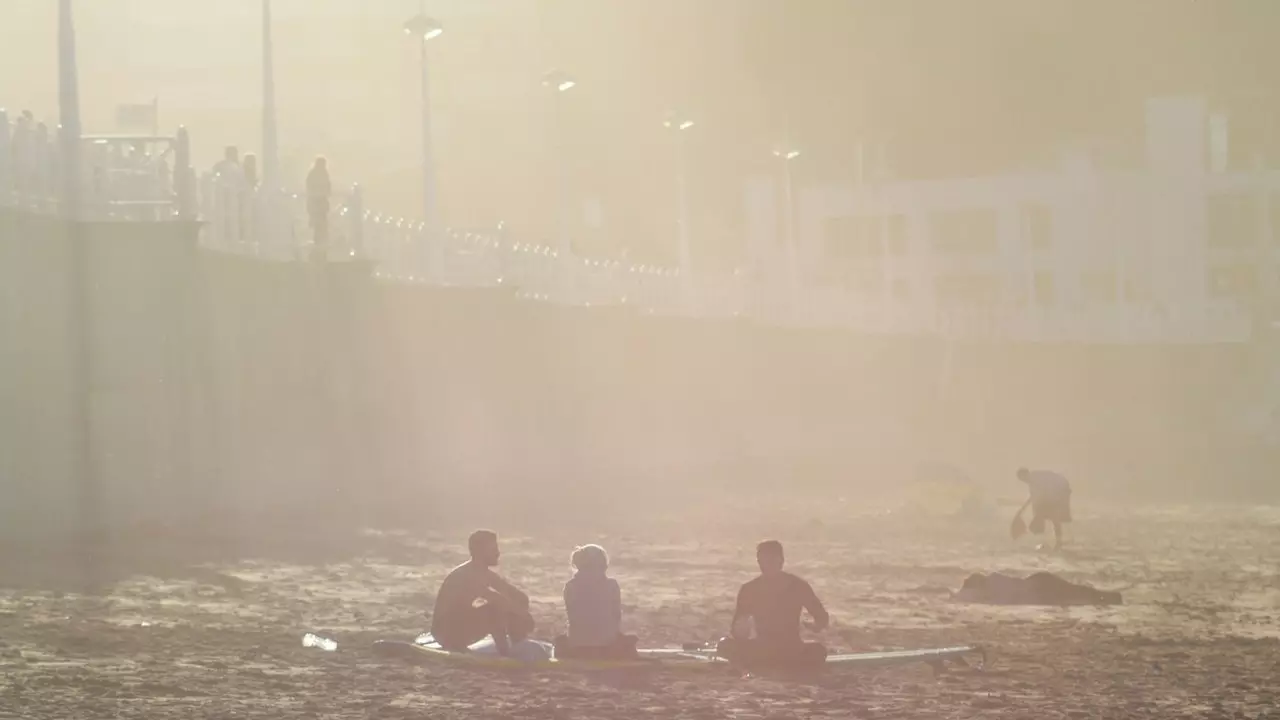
[[1014, 467, 1072, 550], [429, 530, 534, 656], [717, 540, 829, 670]]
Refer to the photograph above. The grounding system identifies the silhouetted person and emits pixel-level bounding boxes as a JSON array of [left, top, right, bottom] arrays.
[[717, 540, 829, 670], [429, 530, 534, 656], [213, 145, 242, 180], [242, 153, 258, 190], [32, 122, 52, 198], [553, 544, 638, 660], [11, 111, 34, 194], [306, 156, 331, 260], [212, 147, 244, 245], [1013, 467, 1072, 550]]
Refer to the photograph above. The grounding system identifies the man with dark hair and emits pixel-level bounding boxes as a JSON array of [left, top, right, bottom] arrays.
[[1013, 467, 1072, 550], [428, 530, 534, 656], [717, 540, 830, 670]]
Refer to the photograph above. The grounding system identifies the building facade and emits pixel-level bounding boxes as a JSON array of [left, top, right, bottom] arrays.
[[749, 96, 1276, 345]]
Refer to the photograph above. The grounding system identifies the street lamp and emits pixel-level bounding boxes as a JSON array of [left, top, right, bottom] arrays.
[[404, 8, 443, 280], [542, 70, 577, 94], [773, 147, 802, 301], [542, 70, 576, 263], [664, 112, 696, 306]]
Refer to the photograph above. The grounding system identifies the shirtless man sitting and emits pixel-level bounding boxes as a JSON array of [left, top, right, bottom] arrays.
[[716, 540, 830, 670], [429, 530, 534, 656]]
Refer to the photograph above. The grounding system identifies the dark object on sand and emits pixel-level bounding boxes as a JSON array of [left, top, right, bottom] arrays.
[[954, 572, 1122, 606]]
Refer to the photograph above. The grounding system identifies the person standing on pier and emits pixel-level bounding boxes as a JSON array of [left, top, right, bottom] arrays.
[[306, 156, 331, 261]]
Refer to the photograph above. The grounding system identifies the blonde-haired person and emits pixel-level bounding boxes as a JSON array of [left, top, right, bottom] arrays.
[[553, 544, 638, 660]]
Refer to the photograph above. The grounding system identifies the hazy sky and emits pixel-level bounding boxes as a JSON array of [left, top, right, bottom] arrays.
[[2, 0, 1277, 261]]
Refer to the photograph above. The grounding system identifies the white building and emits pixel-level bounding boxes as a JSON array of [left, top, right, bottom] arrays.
[[748, 96, 1276, 345]]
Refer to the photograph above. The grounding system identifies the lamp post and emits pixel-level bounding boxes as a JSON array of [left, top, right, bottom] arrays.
[[541, 70, 576, 260], [773, 147, 801, 303], [58, 0, 82, 218], [404, 7, 444, 279], [664, 113, 695, 306], [261, 0, 279, 191]]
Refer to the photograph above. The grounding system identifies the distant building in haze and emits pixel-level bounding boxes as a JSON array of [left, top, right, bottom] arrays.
[[748, 96, 1275, 345]]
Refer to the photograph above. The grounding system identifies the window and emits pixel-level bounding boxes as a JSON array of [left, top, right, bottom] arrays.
[[1021, 203, 1052, 251], [929, 209, 998, 255], [824, 215, 884, 262], [1034, 272, 1054, 306], [1208, 265, 1257, 298], [934, 274, 1000, 306], [892, 278, 910, 300], [1123, 277, 1148, 303], [1207, 194, 1258, 248], [886, 215, 908, 255], [1271, 194, 1280, 244], [1081, 272, 1117, 304]]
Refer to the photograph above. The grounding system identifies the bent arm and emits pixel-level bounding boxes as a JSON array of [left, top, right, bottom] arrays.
[[803, 583, 830, 631], [611, 580, 622, 627], [729, 586, 750, 639], [487, 572, 530, 610]]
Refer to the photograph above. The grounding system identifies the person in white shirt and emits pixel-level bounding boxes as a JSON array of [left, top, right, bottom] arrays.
[[554, 544, 637, 660], [1014, 467, 1072, 550]]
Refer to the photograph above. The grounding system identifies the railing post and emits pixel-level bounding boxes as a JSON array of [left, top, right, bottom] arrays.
[[348, 184, 364, 259], [0, 110, 11, 203], [174, 126, 195, 220]]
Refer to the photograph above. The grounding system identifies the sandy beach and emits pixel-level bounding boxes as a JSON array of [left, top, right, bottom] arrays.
[[1, 494, 1277, 719]]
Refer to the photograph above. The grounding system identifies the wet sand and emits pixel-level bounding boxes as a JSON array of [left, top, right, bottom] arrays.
[[1, 498, 1277, 718]]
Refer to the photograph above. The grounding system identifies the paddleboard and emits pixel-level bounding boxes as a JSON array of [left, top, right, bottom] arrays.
[[371, 635, 718, 671], [679, 644, 985, 670], [373, 635, 983, 673]]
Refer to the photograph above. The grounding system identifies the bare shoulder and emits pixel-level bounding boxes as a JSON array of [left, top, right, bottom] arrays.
[[442, 561, 487, 591], [787, 572, 817, 593]]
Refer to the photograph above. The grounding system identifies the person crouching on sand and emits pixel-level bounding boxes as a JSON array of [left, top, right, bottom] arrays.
[[1012, 467, 1073, 551], [554, 544, 638, 660]]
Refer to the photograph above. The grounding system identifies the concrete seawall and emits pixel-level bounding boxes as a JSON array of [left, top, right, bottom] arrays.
[[0, 208, 1270, 540]]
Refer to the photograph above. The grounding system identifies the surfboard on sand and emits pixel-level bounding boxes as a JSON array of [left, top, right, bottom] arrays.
[[370, 635, 717, 670], [372, 635, 985, 673], [680, 643, 986, 673]]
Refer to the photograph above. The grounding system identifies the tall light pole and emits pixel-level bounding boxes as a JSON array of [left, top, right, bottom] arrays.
[[664, 113, 695, 306], [404, 7, 444, 279], [542, 69, 576, 260], [59, 0, 97, 588], [261, 0, 279, 192], [773, 147, 801, 302], [58, 0, 83, 218]]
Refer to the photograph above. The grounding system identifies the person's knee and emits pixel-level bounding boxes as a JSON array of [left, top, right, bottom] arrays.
[[715, 636, 741, 661], [506, 610, 535, 639], [802, 642, 828, 663]]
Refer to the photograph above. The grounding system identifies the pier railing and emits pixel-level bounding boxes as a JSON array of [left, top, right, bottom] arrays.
[[0, 109, 1254, 343]]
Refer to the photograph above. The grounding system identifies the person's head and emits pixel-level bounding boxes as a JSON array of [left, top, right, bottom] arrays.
[[224, 146, 239, 163], [756, 540, 784, 575], [313, 156, 327, 171], [467, 529, 500, 567], [1016, 467, 1030, 483], [570, 544, 609, 575]]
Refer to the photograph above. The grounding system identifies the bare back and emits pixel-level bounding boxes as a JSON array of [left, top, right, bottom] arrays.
[[429, 560, 526, 637]]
